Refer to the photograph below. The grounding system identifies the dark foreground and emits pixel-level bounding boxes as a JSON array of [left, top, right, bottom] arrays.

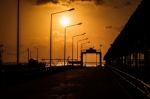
[[0, 67, 135, 99]]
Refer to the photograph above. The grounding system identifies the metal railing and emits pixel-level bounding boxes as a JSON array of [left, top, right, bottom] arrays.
[[110, 66, 150, 98]]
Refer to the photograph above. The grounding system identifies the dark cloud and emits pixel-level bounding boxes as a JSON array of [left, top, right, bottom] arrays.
[[34, 0, 141, 8], [36, 0, 59, 5], [35, 0, 105, 5], [94, 0, 105, 5], [105, 25, 112, 29]]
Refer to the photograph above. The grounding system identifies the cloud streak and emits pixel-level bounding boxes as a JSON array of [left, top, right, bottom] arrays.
[[36, 0, 59, 5], [35, 0, 105, 5], [34, 0, 141, 8]]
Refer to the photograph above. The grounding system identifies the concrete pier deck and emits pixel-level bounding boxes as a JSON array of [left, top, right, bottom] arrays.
[[0, 67, 133, 99]]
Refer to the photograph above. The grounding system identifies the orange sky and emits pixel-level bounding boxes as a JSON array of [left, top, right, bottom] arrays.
[[0, 0, 141, 63]]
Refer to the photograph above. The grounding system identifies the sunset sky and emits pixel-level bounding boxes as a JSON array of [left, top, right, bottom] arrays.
[[0, 0, 141, 63]]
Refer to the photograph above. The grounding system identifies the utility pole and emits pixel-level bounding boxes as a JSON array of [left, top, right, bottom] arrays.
[[16, 0, 20, 65], [27, 48, 30, 62]]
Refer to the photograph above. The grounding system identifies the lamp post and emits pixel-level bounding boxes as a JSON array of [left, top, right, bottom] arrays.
[[81, 41, 90, 50], [72, 33, 86, 66], [49, 8, 74, 67], [16, 0, 20, 65], [77, 38, 88, 60], [64, 22, 82, 66], [100, 44, 103, 66], [27, 48, 30, 62]]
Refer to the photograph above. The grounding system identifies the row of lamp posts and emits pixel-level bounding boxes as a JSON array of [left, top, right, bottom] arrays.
[[49, 8, 75, 67], [16, 0, 90, 66], [50, 8, 86, 66], [49, 8, 93, 66], [64, 23, 82, 66]]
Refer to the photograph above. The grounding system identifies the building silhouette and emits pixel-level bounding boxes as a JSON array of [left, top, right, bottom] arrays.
[[104, 0, 150, 82]]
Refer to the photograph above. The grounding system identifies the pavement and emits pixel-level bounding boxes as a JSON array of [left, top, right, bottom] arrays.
[[0, 67, 134, 99]]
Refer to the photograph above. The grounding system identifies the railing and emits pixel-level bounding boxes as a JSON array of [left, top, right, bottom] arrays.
[[109, 66, 150, 98], [41, 59, 71, 66]]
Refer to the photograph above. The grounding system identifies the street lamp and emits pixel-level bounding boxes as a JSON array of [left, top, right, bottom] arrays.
[[81, 41, 90, 50], [72, 33, 86, 66], [100, 44, 103, 52], [64, 22, 82, 66], [77, 38, 88, 60], [49, 8, 75, 67], [99, 44, 103, 67], [17, 0, 20, 65], [27, 48, 30, 62]]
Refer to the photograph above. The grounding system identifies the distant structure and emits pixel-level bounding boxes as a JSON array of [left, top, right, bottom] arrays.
[[104, 0, 150, 81], [81, 48, 102, 67]]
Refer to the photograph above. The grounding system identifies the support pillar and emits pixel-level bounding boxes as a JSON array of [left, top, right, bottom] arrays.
[[81, 52, 83, 67], [100, 52, 102, 67]]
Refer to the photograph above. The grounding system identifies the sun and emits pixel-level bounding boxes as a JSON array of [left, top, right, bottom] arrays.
[[60, 16, 70, 27]]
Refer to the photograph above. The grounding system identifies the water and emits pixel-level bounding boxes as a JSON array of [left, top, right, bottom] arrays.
[[84, 62, 100, 67], [45, 62, 100, 67]]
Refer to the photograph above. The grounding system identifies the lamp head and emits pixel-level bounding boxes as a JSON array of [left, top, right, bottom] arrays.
[[82, 33, 86, 35], [77, 22, 82, 25], [68, 8, 75, 11]]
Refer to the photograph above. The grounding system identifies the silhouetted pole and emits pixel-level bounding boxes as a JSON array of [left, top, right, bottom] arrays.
[[37, 48, 39, 62], [64, 23, 82, 66], [50, 13, 52, 67], [64, 27, 66, 66], [72, 33, 86, 66], [85, 54, 87, 66], [100, 52, 102, 67], [50, 8, 75, 67], [100, 44, 102, 67], [27, 48, 30, 62], [96, 53, 97, 66], [17, 0, 20, 65], [30, 50, 32, 59]]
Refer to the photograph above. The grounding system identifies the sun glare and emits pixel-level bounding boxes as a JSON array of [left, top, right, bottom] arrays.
[[60, 16, 70, 27]]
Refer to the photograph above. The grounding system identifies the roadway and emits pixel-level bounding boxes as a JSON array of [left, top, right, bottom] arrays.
[[0, 67, 134, 99]]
